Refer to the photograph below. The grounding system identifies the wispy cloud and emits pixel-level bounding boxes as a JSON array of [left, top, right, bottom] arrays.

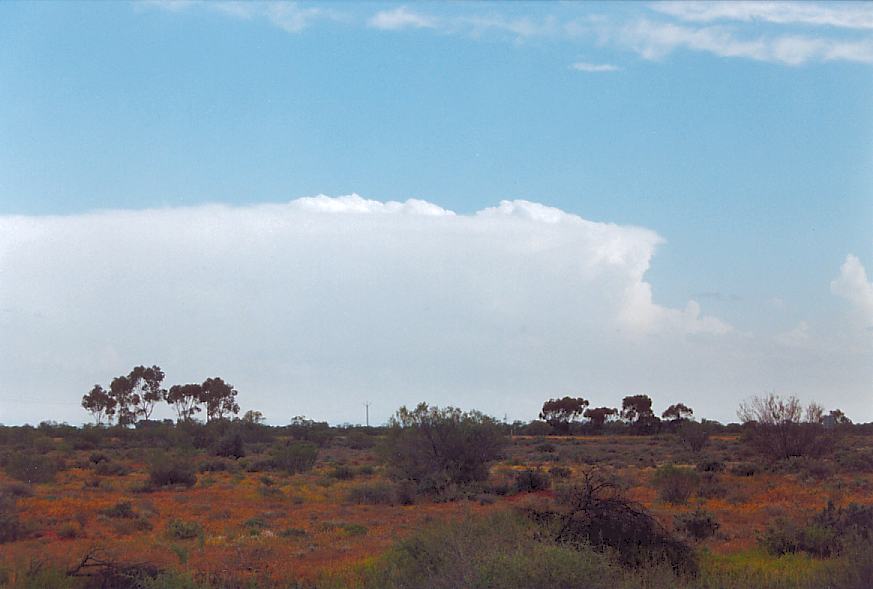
[[140, 1, 873, 67], [141, 0, 336, 33], [570, 62, 620, 72], [368, 6, 438, 31], [616, 19, 873, 65], [650, 1, 873, 31]]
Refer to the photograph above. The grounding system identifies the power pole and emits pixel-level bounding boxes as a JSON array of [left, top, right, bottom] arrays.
[[364, 401, 370, 427]]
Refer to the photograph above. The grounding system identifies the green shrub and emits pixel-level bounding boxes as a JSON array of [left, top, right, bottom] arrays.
[[361, 510, 630, 589], [148, 453, 197, 488], [3, 452, 57, 484], [380, 403, 506, 494], [270, 441, 318, 474], [652, 465, 699, 505], [166, 519, 203, 540], [674, 507, 719, 540]]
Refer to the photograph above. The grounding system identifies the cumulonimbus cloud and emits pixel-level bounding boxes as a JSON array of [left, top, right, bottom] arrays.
[[0, 196, 867, 425]]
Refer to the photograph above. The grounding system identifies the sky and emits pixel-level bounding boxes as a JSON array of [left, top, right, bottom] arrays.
[[0, 1, 871, 426]]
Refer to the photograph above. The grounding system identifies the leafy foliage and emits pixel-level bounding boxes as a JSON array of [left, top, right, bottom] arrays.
[[381, 403, 506, 493]]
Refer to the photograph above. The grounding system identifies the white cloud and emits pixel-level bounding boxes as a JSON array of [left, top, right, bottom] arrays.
[[831, 254, 873, 321], [141, 1, 333, 33], [368, 7, 438, 31], [571, 62, 620, 72], [616, 19, 873, 65], [0, 196, 754, 426], [650, 1, 873, 31], [1, 198, 869, 426]]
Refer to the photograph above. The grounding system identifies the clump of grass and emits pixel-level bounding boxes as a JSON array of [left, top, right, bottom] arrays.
[[166, 519, 203, 540]]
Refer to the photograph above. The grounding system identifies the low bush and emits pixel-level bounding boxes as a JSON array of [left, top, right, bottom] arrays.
[[0, 494, 27, 543], [148, 452, 197, 488], [2, 452, 58, 484], [674, 507, 719, 540], [549, 465, 572, 479], [696, 460, 725, 472], [514, 468, 551, 493], [357, 480, 414, 505], [652, 465, 699, 505], [100, 500, 136, 518], [95, 460, 131, 476], [538, 470, 697, 575], [198, 458, 237, 473], [678, 422, 709, 452], [270, 441, 318, 474], [361, 510, 628, 589], [213, 432, 245, 459], [346, 431, 376, 450], [1, 482, 33, 497], [535, 442, 556, 453], [380, 403, 506, 494], [761, 502, 873, 558], [329, 465, 355, 480], [730, 463, 759, 477], [166, 519, 203, 540]]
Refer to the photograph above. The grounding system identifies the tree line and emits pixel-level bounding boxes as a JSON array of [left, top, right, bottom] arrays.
[[81, 365, 240, 426], [538, 393, 850, 436]]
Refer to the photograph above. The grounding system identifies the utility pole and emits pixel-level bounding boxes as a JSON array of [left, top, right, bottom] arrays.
[[364, 401, 370, 427]]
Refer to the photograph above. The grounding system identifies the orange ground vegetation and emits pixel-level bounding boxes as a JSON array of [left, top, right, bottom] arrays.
[[3, 433, 873, 585]]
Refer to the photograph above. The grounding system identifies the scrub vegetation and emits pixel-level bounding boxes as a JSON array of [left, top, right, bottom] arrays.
[[1, 377, 871, 588]]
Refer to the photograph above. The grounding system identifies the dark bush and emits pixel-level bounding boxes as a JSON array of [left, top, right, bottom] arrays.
[[529, 469, 697, 576], [549, 466, 572, 479], [0, 494, 27, 543], [652, 465, 699, 505], [730, 463, 758, 477], [515, 469, 551, 493], [89, 452, 110, 464], [675, 507, 719, 540], [696, 460, 725, 472], [381, 403, 506, 494], [330, 465, 355, 480], [148, 453, 197, 488], [535, 442, 556, 453], [213, 432, 245, 459], [678, 421, 709, 452]]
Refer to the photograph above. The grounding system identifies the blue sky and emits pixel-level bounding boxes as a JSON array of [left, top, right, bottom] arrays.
[[0, 2, 871, 424]]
